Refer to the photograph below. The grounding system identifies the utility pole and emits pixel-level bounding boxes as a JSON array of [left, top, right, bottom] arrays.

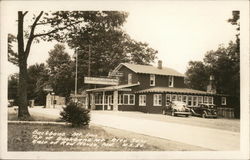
[[75, 48, 78, 97], [88, 45, 91, 77]]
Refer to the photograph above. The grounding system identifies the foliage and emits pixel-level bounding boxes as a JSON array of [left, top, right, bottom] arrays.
[[8, 73, 19, 104], [60, 102, 90, 127], [8, 34, 18, 66], [185, 61, 209, 91], [47, 44, 74, 98], [66, 11, 158, 82], [27, 63, 49, 105]]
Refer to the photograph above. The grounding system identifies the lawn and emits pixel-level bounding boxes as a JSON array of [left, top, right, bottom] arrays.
[[8, 107, 210, 151], [8, 123, 210, 151]]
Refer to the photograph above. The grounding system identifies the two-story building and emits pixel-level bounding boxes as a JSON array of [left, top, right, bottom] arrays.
[[83, 61, 230, 114]]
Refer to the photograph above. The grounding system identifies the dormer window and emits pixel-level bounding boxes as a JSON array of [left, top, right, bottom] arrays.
[[169, 76, 174, 87], [150, 74, 155, 86], [128, 73, 132, 84]]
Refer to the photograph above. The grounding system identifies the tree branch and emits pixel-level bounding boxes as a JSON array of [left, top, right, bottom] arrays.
[[24, 11, 44, 59], [33, 21, 82, 38], [23, 11, 28, 17]]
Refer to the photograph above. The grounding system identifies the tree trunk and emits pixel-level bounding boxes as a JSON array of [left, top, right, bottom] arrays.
[[17, 11, 31, 120]]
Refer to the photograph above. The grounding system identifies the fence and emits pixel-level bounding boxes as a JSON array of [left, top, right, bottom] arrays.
[[217, 107, 235, 118]]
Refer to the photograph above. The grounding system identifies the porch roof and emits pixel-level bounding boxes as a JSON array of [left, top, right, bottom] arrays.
[[135, 87, 226, 96], [85, 83, 140, 92]]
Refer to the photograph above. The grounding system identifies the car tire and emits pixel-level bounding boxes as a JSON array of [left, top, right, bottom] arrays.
[[171, 111, 175, 116], [185, 114, 189, 117], [202, 113, 206, 118], [162, 110, 166, 115]]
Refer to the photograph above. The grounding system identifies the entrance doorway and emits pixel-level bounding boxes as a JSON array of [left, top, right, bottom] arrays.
[[107, 95, 113, 110]]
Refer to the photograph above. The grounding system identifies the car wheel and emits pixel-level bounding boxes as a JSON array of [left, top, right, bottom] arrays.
[[162, 110, 166, 115], [185, 114, 189, 117], [202, 113, 206, 118], [171, 111, 175, 116]]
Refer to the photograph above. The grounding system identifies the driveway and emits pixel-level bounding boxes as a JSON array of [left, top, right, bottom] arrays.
[[21, 107, 240, 151], [91, 111, 240, 151]]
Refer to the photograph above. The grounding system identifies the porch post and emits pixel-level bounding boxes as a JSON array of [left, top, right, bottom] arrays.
[[102, 91, 105, 110], [113, 90, 118, 111]]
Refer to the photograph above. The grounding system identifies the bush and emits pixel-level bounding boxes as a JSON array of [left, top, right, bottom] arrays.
[[60, 102, 90, 127]]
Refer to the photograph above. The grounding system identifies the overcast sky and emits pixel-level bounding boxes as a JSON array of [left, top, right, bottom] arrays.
[[4, 1, 243, 75]]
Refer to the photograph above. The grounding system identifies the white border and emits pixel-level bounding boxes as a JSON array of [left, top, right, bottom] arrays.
[[0, 1, 249, 159]]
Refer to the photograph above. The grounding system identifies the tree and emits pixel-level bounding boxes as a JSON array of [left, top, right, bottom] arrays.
[[8, 34, 18, 66], [27, 63, 49, 105], [185, 61, 209, 91], [8, 73, 19, 105], [47, 44, 74, 98], [67, 11, 157, 90], [15, 11, 104, 119]]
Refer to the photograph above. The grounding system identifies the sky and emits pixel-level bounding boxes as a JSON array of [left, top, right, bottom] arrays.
[[4, 1, 240, 75]]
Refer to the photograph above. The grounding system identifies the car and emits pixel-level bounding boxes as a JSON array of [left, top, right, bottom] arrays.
[[162, 101, 191, 117], [189, 103, 217, 118]]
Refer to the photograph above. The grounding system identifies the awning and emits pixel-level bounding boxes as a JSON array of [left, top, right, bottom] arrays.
[[85, 83, 140, 92], [135, 87, 227, 96]]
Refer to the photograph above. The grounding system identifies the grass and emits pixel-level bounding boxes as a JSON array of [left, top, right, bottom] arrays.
[[8, 123, 210, 151]]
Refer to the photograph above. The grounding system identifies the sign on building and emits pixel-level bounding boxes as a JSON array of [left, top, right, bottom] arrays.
[[84, 77, 118, 85]]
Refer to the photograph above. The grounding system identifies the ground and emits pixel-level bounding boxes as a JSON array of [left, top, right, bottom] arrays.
[[7, 106, 240, 151], [8, 107, 210, 151]]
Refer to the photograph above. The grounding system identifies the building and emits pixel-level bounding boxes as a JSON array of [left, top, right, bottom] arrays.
[[83, 61, 231, 115]]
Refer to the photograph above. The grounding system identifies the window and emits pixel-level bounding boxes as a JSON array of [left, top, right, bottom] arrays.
[[221, 97, 227, 105], [182, 95, 187, 104], [150, 74, 155, 86], [105, 95, 108, 104], [123, 95, 129, 104], [198, 96, 203, 104], [204, 96, 208, 104], [128, 74, 132, 84], [94, 94, 103, 104], [118, 94, 123, 105], [208, 97, 213, 104], [153, 94, 162, 106], [169, 76, 174, 87], [139, 95, 146, 106], [193, 96, 198, 106], [123, 94, 135, 105], [171, 94, 177, 101], [129, 95, 135, 104], [188, 96, 192, 106], [166, 94, 171, 106], [177, 95, 182, 101]]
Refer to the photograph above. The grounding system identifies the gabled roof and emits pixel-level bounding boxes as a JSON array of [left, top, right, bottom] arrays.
[[86, 83, 140, 92], [135, 87, 225, 96], [112, 63, 184, 77]]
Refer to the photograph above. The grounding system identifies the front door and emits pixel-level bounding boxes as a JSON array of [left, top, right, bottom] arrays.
[[107, 95, 112, 110]]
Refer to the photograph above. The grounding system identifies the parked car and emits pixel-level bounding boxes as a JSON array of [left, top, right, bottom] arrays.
[[162, 101, 191, 117], [189, 103, 217, 118]]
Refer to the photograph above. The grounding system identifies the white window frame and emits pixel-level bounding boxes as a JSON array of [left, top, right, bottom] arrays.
[[221, 97, 227, 105], [204, 96, 208, 104], [188, 96, 192, 106], [139, 95, 146, 106], [153, 94, 162, 106], [208, 96, 213, 104], [169, 76, 174, 87], [193, 96, 198, 106], [177, 95, 182, 101], [171, 94, 177, 101], [150, 74, 155, 86], [128, 74, 132, 84], [166, 94, 171, 106], [182, 95, 187, 104], [123, 94, 135, 105], [198, 96, 203, 105]]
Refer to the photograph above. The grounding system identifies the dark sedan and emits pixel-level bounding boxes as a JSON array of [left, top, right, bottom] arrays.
[[189, 103, 217, 118]]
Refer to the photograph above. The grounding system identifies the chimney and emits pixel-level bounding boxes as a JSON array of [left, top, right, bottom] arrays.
[[207, 75, 216, 94], [158, 60, 162, 69]]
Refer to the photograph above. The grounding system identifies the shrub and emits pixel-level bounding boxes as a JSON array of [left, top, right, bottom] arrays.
[[60, 102, 90, 127]]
